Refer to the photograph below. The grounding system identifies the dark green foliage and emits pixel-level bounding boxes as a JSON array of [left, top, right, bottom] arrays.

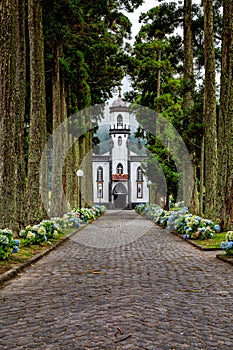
[[43, 0, 142, 109], [138, 2, 183, 39], [125, 1, 206, 209]]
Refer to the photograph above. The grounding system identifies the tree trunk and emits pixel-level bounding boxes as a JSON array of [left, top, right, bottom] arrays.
[[218, 0, 233, 230], [79, 136, 86, 208], [83, 132, 93, 208], [65, 117, 78, 210], [157, 49, 161, 102], [14, 0, 27, 231], [27, 0, 47, 224], [203, 0, 218, 221], [183, 0, 199, 213], [199, 135, 204, 214], [190, 164, 199, 214], [87, 130, 94, 206], [60, 74, 68, 211], [183, 0, 194, 112], [50, 45, 64, 217], [0, 0, 17, 229]]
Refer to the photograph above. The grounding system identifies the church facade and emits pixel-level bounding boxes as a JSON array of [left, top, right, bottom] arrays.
[[92, 95, 149, 209]]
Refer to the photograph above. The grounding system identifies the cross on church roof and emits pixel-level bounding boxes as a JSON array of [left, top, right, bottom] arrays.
[[118, 86, 122, 98]]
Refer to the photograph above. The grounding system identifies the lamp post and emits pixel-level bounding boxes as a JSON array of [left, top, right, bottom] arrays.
[[147, 180, 152, 205], [76, 169, 84, 208]]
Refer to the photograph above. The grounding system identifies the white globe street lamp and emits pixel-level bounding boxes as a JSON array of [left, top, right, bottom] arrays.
[[76, 170, 84, 208]]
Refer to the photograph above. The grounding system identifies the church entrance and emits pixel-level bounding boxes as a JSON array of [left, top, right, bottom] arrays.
[[114, 194, 127, 209], [112, 183, 127, 209]]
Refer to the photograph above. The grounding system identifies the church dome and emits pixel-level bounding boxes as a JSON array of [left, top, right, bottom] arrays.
[[110, 88, 129, 111]]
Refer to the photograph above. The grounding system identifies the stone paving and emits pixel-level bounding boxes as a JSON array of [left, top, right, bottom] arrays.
[[0, 210, 233, 350]]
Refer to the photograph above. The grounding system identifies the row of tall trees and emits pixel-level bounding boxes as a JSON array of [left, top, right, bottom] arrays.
[[0, 0, 143, 231], [126, 0, 232, 230], [0, 0, 232, 231]]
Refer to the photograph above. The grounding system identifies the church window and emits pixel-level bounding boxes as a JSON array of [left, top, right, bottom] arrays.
[[117, 163, 123, 174], [137, 183, 143, 198], [97, 183, 103, 198], [117, 114, 123, 127], [118, 136, 122, 146], [137, 167, 143, 181], [97, 166, 103, 182]]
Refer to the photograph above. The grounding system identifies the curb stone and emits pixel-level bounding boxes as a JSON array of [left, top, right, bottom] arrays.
[[216, 254, 233, 267], [0, 223, 88, 288], [142, 219, 231, 267], [169, 228, 232, 266]]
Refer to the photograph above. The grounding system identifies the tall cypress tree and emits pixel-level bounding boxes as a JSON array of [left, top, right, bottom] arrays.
[[14, 0, 27, 230], [27, 0, 47, 223], [183, 0, 199, 213], [203, 0, 218, 220], [218, 0, 233, 230], [0, 0, 17, 228]]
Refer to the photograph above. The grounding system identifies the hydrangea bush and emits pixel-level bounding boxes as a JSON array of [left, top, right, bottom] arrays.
[[135, 204, 220, 240], [74, 205, 106, 223], [221, 231, 233, 256], [61, 212, 82, 229], [173, 213, 220, 240], [0, 229, 20, 260], [19, 219, 65, 245], [0, 205, 106, 259], [19, 205, 106, 245]]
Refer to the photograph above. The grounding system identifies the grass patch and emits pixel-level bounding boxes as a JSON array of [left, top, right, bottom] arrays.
[[0, 228, 76, 275], [170, 207, 183, 211], [190, 232, 226, 249]]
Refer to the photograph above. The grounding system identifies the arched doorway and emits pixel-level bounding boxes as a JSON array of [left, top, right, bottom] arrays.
[[112, 183, 127, 209]]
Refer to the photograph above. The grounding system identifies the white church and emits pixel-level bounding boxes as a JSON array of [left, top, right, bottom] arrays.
[[92, 93, 150, 209]]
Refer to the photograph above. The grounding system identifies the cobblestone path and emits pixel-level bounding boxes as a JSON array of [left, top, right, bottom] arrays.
[[0, 210, 232, 350]]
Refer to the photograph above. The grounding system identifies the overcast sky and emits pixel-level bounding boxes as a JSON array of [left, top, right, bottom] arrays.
[[124, 1, 159, 39]]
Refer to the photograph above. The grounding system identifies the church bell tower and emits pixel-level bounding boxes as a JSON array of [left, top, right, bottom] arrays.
[[109, 88, 131, 208]]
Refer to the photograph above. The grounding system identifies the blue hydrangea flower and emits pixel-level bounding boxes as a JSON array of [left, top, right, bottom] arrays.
[[221, 242, 228, 249], [13, 239, 20, 246], [226, 242, 233, 249], [12, 246, 19, 253], [214, 225, 220, 232]]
